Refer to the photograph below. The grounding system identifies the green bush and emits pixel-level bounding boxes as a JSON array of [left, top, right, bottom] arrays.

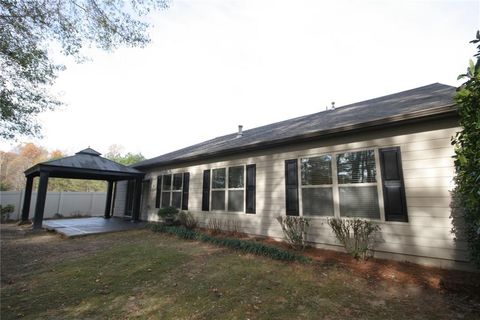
[[452, 31, 480, 267], [327, 218, 380, 260], [157, 206, 179, 225], [276, 216, 310, 250], [149, 224, 309, 263], [0, 204, 15, 222], [177, 211, 198, 229], [157, 206, 179, 218]]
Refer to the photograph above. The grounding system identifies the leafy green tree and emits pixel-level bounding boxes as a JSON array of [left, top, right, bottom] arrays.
[[0, 0, 168, 140], [105, 144, 145, 165], [114, 152, 146, 166], [0, 180, 10, 191], [452, 31, 480, 267]]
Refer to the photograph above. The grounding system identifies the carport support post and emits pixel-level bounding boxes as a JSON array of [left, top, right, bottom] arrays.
[[21, 175, 34, 222], [132, 177, 142, 222], [104, 181, 114, 219], [33, 171, 49, 229]]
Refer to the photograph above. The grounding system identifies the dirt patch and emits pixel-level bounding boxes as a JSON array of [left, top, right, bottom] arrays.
[[0, 223, 144, 286]]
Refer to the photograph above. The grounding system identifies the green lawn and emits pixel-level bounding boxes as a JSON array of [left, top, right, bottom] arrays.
[[1, 226, 478, 319]]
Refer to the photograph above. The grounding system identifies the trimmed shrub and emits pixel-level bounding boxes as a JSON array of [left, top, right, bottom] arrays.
[[327, 218, 380, 260], [157, 206, 179, 225], [149, 224, 309, 263], [276, 216, 310, 250], [177, 211, 198, 229], [157, 206, 179, 218]]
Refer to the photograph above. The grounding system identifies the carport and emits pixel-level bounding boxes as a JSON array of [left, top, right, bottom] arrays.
[[21, 148, 145, 229]]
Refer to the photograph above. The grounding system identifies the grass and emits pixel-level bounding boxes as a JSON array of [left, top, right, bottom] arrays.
[[2, 240, 189, 319], [1, 226, 478, 319]]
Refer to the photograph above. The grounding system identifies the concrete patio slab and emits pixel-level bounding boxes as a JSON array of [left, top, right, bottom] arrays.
[[43, 217, 146, 238]]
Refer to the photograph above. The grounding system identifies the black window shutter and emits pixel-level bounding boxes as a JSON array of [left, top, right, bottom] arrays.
[[155, 176, 162, 208], [246, 164, 256, 214], [202, 170, 210, 211], [379, 147, 408, 222], [182, 172, 190, 210], [285, 159, 299, 216]]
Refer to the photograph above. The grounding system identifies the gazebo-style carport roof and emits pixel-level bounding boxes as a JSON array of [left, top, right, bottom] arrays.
[[25, 148, 143, 180], [21, 148, 145, 229]]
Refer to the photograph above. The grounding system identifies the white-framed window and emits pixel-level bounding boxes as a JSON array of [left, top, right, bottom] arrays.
[[210, 166, 245, 212], [159, 173, 184, 209], [228, 166, 245, 212], [300, 149, 381, 219], [300, 154, 334, 216], [336, 150, 380, 219], [211, 168, 226, 210]]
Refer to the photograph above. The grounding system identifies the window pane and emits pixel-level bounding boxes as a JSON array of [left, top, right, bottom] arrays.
[[339, 186, 380, 219], [228, 190, 244, 212], [212, 168, 226, 189], [302, 188, 334, 216], [229, 166, 244, 188], [211, 190, 226, 210], [162, 174, 172, 191], [336, 150, 376, 184], [161, 192, 171, 208], [301, 155, 332, 185], [171, 192, 182, 209], [173, 173, 183, 190]]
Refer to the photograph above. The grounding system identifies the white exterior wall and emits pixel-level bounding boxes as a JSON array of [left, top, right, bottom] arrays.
[[124, 117, 470, 269]]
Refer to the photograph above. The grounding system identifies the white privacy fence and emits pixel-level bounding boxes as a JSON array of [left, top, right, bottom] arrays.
[[0, 191, 107, 220]]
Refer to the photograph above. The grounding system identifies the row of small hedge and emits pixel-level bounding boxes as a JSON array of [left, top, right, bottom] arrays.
[[149, 224, 309, 263]]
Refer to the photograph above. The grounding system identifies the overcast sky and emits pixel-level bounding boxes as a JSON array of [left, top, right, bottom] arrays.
[[2, 0, 479, 158]]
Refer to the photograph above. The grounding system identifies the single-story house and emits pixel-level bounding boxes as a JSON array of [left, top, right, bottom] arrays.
[[114, 83, 469, 269]]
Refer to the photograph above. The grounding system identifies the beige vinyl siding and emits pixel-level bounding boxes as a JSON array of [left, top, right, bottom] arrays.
[[137, 117, 471, 269]]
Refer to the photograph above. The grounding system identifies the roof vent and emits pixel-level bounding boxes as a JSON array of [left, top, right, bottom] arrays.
[[331, 101, 335, 110], [76, 147, 102, 156], [237, 125, 243, 138]]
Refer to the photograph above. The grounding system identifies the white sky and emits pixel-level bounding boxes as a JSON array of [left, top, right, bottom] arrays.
[[2, 0, 479, 158]]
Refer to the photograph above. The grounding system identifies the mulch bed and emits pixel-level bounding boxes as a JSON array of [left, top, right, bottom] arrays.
[[262, 237, 480, 295], [195, 227, 480, 296]]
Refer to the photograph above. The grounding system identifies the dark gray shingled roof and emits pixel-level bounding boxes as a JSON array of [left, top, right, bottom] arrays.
[[25, 148, 143, 178], [134, 83, 457, 170], [40, 148, 141, 173]]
